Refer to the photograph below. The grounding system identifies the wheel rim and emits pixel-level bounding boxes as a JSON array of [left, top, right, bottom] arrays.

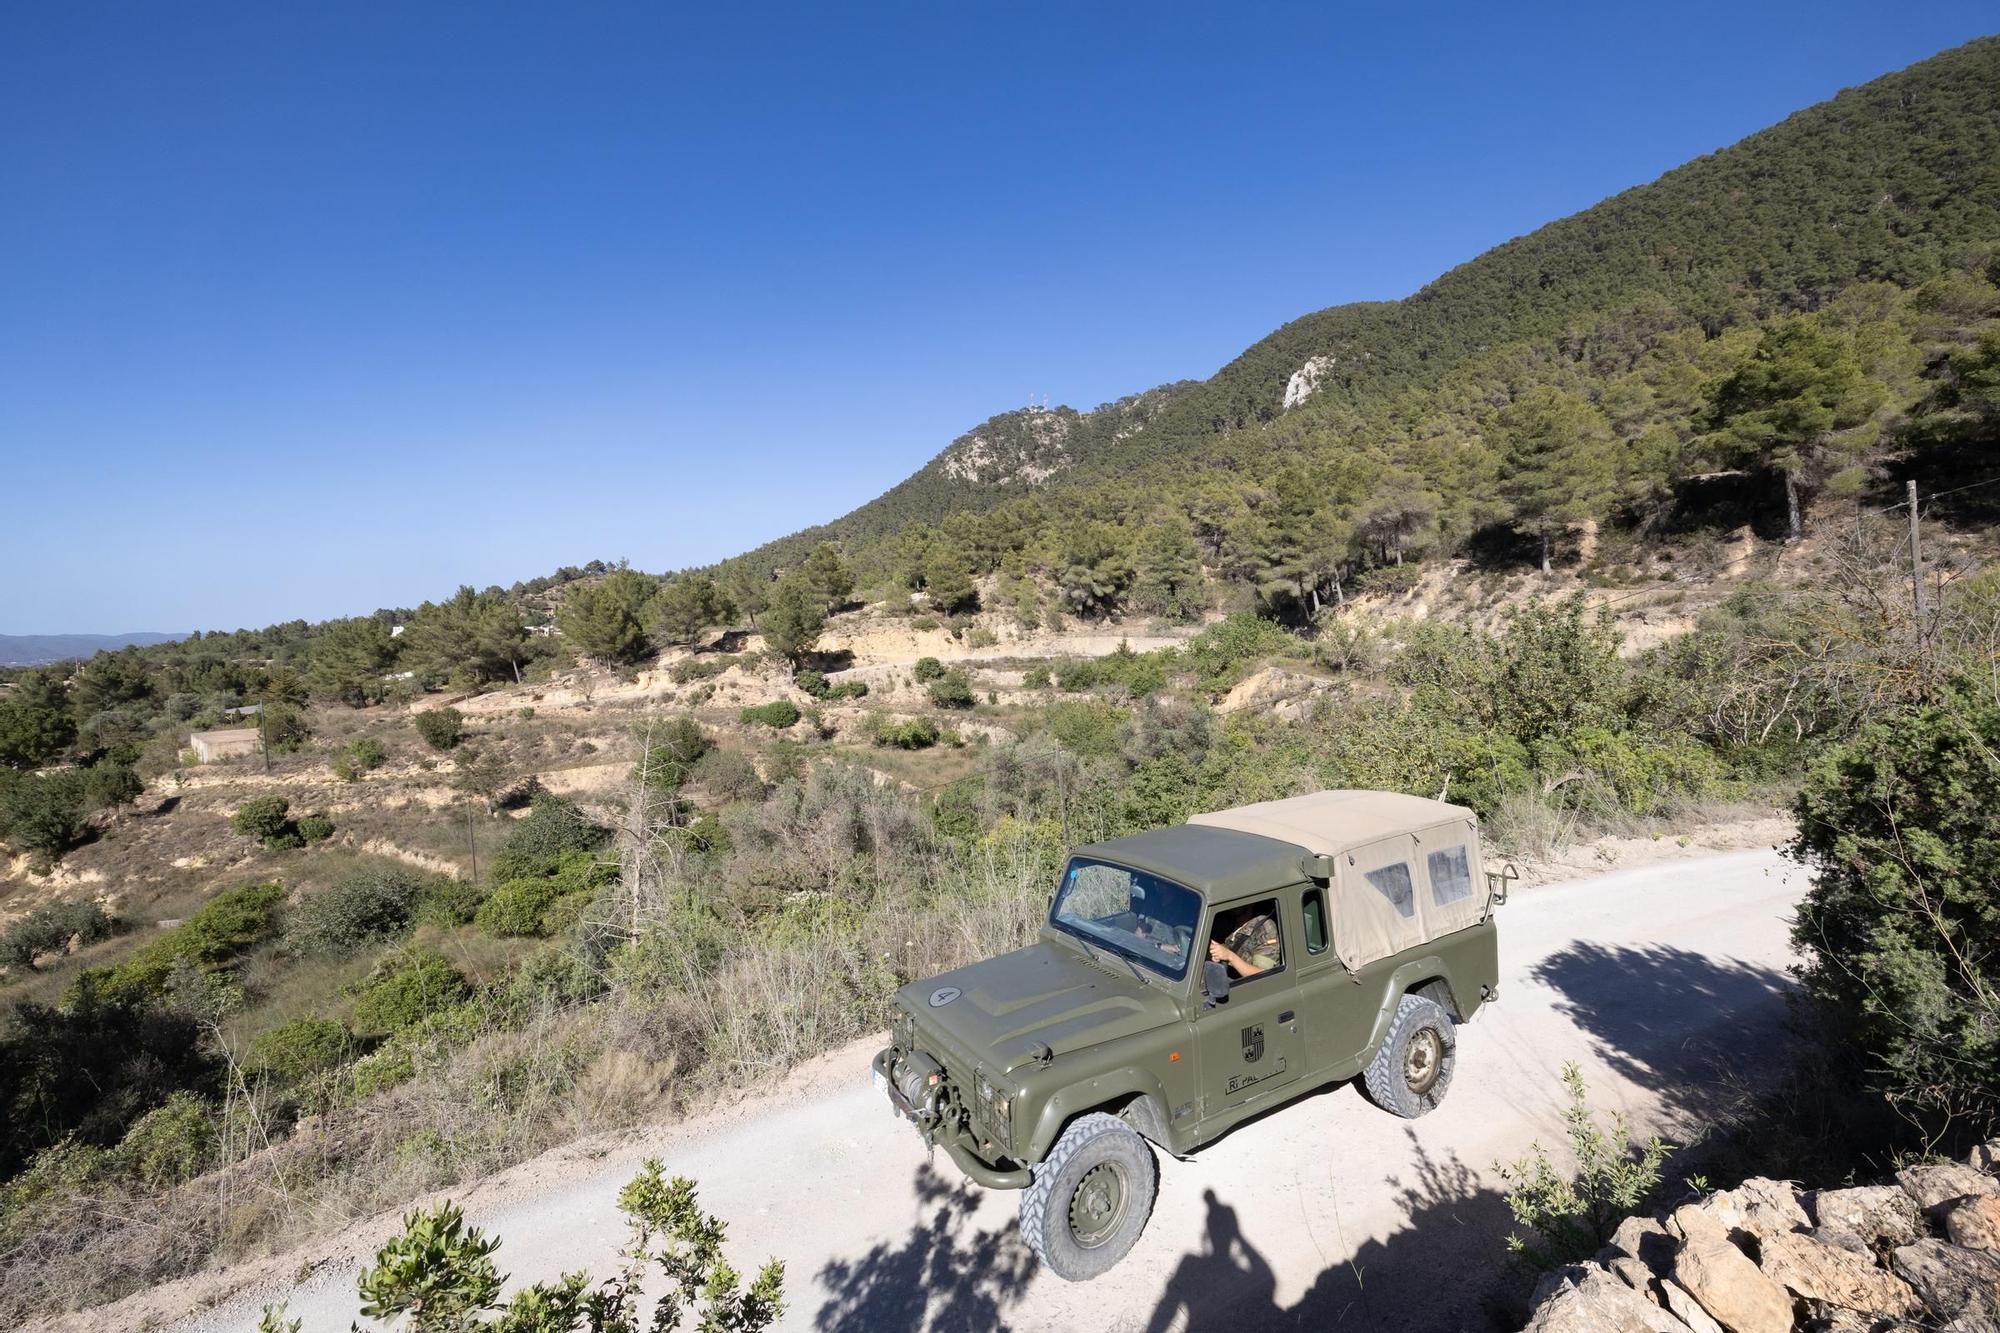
[[1405, 1027, 1443, 1095], [1068, 1161, 1129, 1248]]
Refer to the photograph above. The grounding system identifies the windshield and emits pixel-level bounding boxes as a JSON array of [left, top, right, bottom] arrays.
[[1050, 857, 1201, 980]]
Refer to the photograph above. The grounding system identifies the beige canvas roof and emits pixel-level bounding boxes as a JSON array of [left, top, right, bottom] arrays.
[[1193, 790, 1485, 969], [1188, 789, 1474, 858]]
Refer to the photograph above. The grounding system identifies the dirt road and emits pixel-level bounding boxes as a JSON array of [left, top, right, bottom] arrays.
[[126, 848, 1803, 1333]]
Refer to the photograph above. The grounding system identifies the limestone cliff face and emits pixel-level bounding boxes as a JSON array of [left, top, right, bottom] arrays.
[[939, 407, 1077, 487], [1282, 354, 1336, 410]]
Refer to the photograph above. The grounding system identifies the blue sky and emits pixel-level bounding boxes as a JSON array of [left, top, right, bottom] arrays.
[[2, 4, 1994, 633]]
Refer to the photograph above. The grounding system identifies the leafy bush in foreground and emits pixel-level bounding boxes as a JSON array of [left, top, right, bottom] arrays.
[[1495, 1062, 1671, 1270], [1792, 683, 2000, 1140], [296, 1159, 783, 1333], [350, 951, 473, 1039]]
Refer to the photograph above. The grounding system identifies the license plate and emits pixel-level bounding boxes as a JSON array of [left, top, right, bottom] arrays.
[[872, 1068, 888, 1096]]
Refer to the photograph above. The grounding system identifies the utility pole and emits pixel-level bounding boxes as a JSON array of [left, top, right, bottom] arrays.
[[1908, 479, 1931, 692], [465, 802, 479, 884], [1908, 480, 1925, 622]]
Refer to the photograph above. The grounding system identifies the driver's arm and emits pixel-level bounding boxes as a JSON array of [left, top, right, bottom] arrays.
[[1207, 937, 1265, 977]]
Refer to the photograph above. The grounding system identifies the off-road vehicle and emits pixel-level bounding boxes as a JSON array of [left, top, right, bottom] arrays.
[[873, 790, 1509, 1279]]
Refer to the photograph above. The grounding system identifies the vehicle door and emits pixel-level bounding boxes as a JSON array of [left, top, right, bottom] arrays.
[[1290, 879, 1349, 1078], [1195, 894, 1303, 1115]]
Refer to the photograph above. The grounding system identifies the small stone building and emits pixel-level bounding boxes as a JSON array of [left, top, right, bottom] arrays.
[[188, 727, 261, 763]]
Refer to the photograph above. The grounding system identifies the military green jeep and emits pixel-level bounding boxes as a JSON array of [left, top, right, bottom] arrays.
[[872, 790, 1509, 1280]]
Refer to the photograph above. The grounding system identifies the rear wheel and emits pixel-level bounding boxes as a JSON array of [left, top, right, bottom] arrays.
[[1362, 993, 1457, 1118], [1018, 1111, 1158, 1281]]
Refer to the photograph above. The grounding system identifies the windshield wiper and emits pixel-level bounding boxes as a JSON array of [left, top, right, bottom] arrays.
[[1066, 927, 1151, 988]]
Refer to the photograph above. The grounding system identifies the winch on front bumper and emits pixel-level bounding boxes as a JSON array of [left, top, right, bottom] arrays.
[[872, 1045, 1031, 1190]]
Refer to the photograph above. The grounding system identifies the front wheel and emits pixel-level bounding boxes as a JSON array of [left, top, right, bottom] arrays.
[[1362, 992, 1457, 1118], [1018, 1112, 1158, 1281]]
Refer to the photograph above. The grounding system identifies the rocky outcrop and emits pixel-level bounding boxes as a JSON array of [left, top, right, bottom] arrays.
[[1522, 1139, 2000, 1332], [1282, 354, 1336, 410]]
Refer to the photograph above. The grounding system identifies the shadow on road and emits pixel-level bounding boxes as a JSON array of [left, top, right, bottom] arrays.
[[814, 1161, 1038, 1332], [1529, 941, 1792, 1120], [1142, 1131, 1519, 1332]]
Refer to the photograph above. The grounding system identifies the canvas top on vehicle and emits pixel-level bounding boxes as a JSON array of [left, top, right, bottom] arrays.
[[1188, 789, 1485, 971]]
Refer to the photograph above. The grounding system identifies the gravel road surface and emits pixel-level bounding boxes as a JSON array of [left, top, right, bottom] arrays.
[[97, 848, 1803, 1333]]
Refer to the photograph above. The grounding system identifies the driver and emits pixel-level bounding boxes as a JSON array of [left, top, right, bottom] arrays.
[[1208, 905, 1280, 978]]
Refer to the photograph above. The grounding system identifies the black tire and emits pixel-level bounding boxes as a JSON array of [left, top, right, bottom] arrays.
[[1362, 992, 1457, 1118], [1018, 1111, 1158, 1281]]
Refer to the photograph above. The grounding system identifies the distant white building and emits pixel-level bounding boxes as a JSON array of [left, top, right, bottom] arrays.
[[189, 727, 261, 763]]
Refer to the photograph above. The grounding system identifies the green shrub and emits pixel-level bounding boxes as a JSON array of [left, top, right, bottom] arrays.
[[669, 656, 732, 684], [738, 700, 801, 729], [475, 877, 570, 937], [475, 850, 608, 937], [911, 616, 940, 632], [350, 1161, 783, 1332], [1496, 1063, 1671, 1270], [87, 881, 287, 999], [0, 899, 118, 970], [1047, 700, 1127, 758], [284, 868, 434, 957], [630, 716, 711, 793], [871, 717, 940, 749], [1023, 665, 1052, 689], [231, 795, 291, 842], [415, 707, 466, 751], [414, 878, 487, 928], [247, 1016, 350, 1084], [489, 793, 605, 881], [693, 749, 767, 803], [1184, 613, 1299, 690], [350, 951, 473, 1038], [113, 1091, 217, 1190], [1792, 684, 2000, 1136], [912, 657, 946, 682], [0, 770, 91, 862], [926, 670, 975, 709], [83, 759, 144, 810], [296, 814, 335, 843], [797, 671, 868, 702]]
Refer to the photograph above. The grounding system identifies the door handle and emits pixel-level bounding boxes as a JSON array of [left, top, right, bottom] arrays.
[[1278, 1010, 1295, 1024]]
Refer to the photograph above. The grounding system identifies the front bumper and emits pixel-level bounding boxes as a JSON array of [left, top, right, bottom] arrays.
[[872, 1046, 1031, 1190]]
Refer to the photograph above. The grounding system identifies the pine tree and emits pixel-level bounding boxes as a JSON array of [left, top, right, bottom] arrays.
[[760, 573, 826, 668], [1496, 388, 1618, 574], [647, 574, 735, 648], [306, 618, 398, 706], [0, 671, 76, 769], [1133, 523, 1206, 621], [558, 569, 656, 665], [922, 543, 978, 614], [799, 544, 854, 613], [1702, 317, 1887, 541]]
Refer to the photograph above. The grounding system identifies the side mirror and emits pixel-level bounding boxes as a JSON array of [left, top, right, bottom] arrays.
[[1203, 960, 1232, 1007], [1298, 853, 1335, 882]]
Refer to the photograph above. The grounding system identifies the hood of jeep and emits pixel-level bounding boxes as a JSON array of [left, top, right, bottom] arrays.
[[899, 939, 1180, 1071]]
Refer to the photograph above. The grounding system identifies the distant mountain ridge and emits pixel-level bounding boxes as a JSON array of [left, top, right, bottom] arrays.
[[0, 633, 184, 667], [723, 35, 2000, 581]]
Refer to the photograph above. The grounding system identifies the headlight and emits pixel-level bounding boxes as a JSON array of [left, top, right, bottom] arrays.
[[975, 1072, 1012, 1125]]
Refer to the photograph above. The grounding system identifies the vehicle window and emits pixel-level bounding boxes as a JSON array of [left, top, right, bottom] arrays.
[[1209, 898, 1284, 981], [1302, 887, 1328, 955], [1364, 862, 1416, 918], [1427, 845, 1473, 906], [1050, 857, 1201, 979]]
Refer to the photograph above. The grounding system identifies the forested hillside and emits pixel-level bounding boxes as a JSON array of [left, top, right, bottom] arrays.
[[3, 37, 2000, 1326], [725, 35, 2000, 614]]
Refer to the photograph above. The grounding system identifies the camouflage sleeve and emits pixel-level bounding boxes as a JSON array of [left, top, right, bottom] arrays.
[[1228, 915, 1282, 971]]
